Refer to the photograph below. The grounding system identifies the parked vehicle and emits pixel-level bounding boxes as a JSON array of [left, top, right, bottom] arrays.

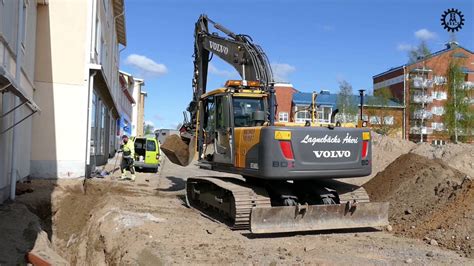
[[132, 137, 160, 172]]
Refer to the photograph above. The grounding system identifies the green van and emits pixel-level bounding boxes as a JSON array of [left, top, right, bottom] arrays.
[[132, 137, 160, 172]]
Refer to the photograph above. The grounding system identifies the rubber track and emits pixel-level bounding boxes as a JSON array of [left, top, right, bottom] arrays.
[[338, 186, 370, 203], [187, 177, 271, 230]]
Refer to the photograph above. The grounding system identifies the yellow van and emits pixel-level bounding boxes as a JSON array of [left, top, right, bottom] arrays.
[[132, 137, 160, 172]]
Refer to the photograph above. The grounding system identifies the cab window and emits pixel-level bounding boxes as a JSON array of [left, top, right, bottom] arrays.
[[233, 97, 264, 127]]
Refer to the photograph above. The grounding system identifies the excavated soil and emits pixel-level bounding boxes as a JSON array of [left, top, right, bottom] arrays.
[[364, 153, 474, 257]]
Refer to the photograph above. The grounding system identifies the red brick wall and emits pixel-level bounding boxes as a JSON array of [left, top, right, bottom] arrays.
[[275, 85, 297, 122], [373, 45, 474, 143]]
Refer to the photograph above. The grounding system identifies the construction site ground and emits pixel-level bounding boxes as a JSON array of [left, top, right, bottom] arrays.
[[1, 134, 473, 265]]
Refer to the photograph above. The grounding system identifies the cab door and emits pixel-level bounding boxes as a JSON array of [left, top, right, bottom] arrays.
[[213, 95, 233, 164]]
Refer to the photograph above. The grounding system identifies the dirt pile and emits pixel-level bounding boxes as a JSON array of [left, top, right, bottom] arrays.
[[370, 132, 416, 177], [411, 142, 474, 177], [364, 153, 474, 257]]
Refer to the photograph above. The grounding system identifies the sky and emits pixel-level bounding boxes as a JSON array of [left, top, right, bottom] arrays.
[[119, 0, 474, 130]]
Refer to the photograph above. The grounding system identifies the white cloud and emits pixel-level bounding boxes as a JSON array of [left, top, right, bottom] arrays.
[[145, 120, 155, 127], [397, 43, 415, 52], [319, 24, 335, 32], [414, 29, 437, 41], [208, 62, 238, 77], [271, 63, 296, 82], [125, 54, 168, 77]]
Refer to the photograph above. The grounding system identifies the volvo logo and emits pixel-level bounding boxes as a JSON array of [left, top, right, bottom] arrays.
[[209, 41, 229, 55], [313, 150, 351, 159]]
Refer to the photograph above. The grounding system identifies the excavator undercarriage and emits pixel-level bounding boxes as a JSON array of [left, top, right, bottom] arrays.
[[185, 177, 388, 234]]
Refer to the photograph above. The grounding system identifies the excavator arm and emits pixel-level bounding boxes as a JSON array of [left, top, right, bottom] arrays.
[[188, 14, 275, 130]]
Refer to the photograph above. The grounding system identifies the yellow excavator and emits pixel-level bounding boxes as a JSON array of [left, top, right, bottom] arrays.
[[161, 14, 389, 234]]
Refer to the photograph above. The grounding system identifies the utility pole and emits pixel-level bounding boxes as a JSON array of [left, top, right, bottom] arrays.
[[420, 63, 425, 143], [454, 75, 458, 143]]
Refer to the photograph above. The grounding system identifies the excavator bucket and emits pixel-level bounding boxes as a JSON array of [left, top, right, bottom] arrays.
[[250, 202, 389, 234], [161, 135, 196, 166]]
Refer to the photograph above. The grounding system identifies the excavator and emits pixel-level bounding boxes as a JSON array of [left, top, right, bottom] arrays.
[[161, 14, 389, 234]]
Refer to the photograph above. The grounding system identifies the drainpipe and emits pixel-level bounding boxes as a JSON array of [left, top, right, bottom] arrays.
[[85, 71, 97, 178], [403, 65, 406, 140], [10, 1, 26, 200]]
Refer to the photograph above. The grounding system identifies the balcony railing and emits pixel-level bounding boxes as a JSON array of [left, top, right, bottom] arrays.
[[462, 81, 474, 90], [412, 95, 433, 103], [410, 127, 433, 135], [412, 110, 433, 119], [411, 77, 433, 89]]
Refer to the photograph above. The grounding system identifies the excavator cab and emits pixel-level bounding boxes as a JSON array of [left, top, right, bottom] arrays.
[[198, 81, 267, 166]]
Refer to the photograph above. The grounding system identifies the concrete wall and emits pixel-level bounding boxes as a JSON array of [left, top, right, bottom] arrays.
[[31, 0, 89, 178]]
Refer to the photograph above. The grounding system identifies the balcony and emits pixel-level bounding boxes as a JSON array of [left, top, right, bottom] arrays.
[[412, 94, 433, 103], [411, 77, 433, 89], [410, 126, 433, 135], [462, 81, 474, 90], [412, 110, 433, 120]]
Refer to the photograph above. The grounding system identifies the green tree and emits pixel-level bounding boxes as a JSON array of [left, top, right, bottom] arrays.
[[336, 80, 358, 123], [144, 123, 154, 135], [368, 88, 399, 135], [444, 58, 469, 142], [408, 41, 431, 64]]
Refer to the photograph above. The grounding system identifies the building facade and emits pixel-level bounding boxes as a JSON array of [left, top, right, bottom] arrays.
[[32, 0, 127, 178], [373, 42, 474, 143], [0, 0, 42, 202], [131, 78, 146, 137], [118, 71, 135, 140], [274, 83, 297, 123], [291, 90, 404, 136]]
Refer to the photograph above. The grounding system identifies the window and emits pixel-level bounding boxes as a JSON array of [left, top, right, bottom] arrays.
[[295, 111, 310, 123], [432, 122, 444, 131], [383, 116, 394, 125], [433, 76, 447, 85], [233, 97, 264, 127], [99, 103, 107, 155], [432, 91, 447, 100], [370, 116, 381, 124], [431, 106, 444, 116], [279, 112, 289, 122], [90, 93, 98, 155], [204, 97, 215, 132], [146, 140, 156, 151]]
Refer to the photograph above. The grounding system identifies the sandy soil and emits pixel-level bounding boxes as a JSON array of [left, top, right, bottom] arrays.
[[365, 153, 474, 258], [2, 157, 473, 265]]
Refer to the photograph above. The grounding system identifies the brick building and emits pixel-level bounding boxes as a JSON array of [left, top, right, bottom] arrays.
[[274, 83, 297, 122], [373, 42, 474, 143]]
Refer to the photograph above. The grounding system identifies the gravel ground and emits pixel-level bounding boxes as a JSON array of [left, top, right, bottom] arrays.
[[1, 154, 473, 264]]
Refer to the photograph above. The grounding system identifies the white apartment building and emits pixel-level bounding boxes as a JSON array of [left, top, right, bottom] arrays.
[[0, 0, 42, 202], [131, 78, 146, 137], [118, 70, 135, 139], [32, 0, 127, 178]]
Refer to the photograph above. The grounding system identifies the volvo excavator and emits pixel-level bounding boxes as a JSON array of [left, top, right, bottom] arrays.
[[161, 14, 389, 234]]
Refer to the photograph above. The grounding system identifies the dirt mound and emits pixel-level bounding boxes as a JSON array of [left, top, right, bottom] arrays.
[[364, 153, 474, 257], [411, 142, 474, 177]]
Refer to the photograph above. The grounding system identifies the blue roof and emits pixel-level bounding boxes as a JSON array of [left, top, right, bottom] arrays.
[[292, 92, 403, 108]]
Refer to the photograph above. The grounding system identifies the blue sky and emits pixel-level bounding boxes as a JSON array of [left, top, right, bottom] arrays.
[[119, 0, 474, 130]]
